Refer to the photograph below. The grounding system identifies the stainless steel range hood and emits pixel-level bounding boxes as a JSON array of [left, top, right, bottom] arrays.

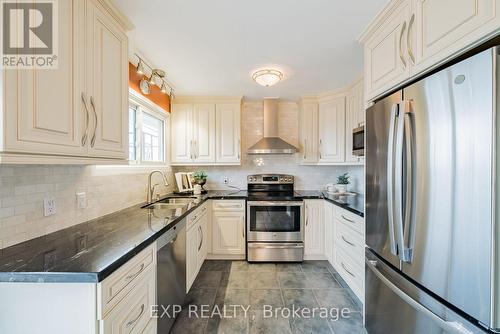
[[247, 98, 299, 154]]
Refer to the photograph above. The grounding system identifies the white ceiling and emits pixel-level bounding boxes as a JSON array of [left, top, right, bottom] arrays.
[[115, 0, 386, 100]]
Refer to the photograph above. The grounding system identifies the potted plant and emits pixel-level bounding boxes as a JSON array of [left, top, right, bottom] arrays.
[[336, 173, 350, 193], [193, 171, 208, 190]]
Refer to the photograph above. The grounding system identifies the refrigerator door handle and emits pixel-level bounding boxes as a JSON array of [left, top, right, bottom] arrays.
[[366, 259, 474, 334], [402, 102, 415, 262], [386, 103, 399, 256], [393, 102, 406, 260]]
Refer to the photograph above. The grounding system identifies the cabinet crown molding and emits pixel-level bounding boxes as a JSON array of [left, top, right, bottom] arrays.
[[172, 96, 243, 104], [357, 0, 407, 43], [97, 0, 134, 31]]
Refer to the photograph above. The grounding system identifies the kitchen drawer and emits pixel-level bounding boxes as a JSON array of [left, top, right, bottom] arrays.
[[334, 207, 364, 235], [99, 244, 155, 318], [187, 203, 208, 230], [335, 220, 364, 265], [141, 319, 157, 334], [100, 266, 156, 334], [335, 245, 363, 294], [212, 200, 244, 212]]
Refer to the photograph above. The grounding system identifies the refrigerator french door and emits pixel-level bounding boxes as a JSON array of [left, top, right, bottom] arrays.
[[366, 46, 498, 333]]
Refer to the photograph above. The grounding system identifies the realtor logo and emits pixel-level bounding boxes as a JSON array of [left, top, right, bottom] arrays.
[[1, 0, 58, 68]]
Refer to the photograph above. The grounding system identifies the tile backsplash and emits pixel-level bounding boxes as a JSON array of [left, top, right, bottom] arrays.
[[0, 165, 175, 249]]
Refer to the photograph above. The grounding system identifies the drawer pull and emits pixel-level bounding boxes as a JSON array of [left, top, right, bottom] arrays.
[[341, 235, 355, 247], [126, 263, 145, 281], [126, 304, 145, 328], [341, 262, 356, 278], [341, 215, 355, 223], [217, 204, 241, 208]]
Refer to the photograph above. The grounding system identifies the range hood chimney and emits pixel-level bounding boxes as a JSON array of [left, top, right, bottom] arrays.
[[247, 98, 299, 155]]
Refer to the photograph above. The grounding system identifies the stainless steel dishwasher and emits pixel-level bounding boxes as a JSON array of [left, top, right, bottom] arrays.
[[156, 218, 186, 333]]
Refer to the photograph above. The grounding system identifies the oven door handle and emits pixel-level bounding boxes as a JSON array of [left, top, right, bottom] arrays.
[[247, 201, 304, 206], [247, 243, 304, 249]]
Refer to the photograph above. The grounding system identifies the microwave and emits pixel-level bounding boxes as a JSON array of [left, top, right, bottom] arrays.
[[353, 125, 364, 156]]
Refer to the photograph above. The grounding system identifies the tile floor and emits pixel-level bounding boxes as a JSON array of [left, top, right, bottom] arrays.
[[170, 260, 367, 334]]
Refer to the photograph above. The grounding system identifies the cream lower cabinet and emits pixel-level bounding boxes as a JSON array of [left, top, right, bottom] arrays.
[[323, 201, 335, 264], [0, 244, 157, 334], [186, 204, 209, 292], [210, 200, 245, 257], [1, 0, 130, 164], [304, 200, 325, 259], [171, 97, 241, 166], [360, 0, 500, 102]]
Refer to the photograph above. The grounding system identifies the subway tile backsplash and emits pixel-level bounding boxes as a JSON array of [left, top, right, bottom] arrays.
[[0, 165, 175, 249]]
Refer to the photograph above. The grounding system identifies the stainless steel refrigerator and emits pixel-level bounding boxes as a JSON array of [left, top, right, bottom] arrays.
[[365, 46, 500, 334]]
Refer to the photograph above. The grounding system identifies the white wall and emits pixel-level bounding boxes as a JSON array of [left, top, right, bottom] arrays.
[[0, 166, 175, 249], [174, 102, 364, 191]]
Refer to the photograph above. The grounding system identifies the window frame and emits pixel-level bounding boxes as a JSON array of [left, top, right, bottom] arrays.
[[128, 89, 170, 166]]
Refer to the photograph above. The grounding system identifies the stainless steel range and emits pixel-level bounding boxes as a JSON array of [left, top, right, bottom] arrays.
[[246, 174, 304, 262]]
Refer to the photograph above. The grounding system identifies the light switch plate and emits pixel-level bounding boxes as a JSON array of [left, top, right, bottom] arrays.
[[43, 197, 56, 217], [76, 192, 87, 209]]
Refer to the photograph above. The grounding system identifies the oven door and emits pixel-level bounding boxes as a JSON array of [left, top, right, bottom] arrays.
[[247, 201, 304, 242]]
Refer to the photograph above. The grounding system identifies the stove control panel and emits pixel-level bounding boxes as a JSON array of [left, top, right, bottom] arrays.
[[247, 174, 294, 184]]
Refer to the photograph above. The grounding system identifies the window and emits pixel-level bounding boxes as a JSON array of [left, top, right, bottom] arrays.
[[129, 93, 169, 165]]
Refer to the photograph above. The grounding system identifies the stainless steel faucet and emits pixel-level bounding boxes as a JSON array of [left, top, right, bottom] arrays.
[[147, 170, 169, 204]]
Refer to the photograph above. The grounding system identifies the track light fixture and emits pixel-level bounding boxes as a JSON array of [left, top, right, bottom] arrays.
[[134, 54, 174, 97]]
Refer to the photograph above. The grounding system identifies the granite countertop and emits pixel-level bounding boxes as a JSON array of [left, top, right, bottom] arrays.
[[0, 189, 362, 283], [294, 190, 364, 218]]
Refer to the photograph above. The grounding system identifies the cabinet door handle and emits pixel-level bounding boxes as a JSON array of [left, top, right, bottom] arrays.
[[126, 304, 145, 327], [407, 14, 415, 65], [89, 96, 98, 148], [342, 235, 355, 247], [341, 262, 355, 278], [341, 215, 355, 224], [238, 139, 241, 160], [198, 225, 203, 251], [319, 139, 322, 159], [190, 140, 193, 159], [303, 139, 307, 160], [399, 21, 407, 69], [305, 205, 309, 226], [81, 93, 90, 146], [126, 263, 145, 281], [242, 218, 245, 238]]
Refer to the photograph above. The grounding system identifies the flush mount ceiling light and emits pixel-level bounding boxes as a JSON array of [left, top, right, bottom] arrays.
[[252, 69, 284, 87]]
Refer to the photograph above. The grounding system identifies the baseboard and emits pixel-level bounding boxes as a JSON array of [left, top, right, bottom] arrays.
[[303, 254, 327, 261]]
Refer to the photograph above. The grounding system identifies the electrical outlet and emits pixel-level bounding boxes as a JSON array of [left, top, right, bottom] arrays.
[[43, 197, 56, 217], [223, 177, 229, 185], [76, 192, 87, 209]]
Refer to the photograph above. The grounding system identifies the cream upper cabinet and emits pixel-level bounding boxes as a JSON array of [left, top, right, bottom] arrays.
[[3, 0, 86, 157], [193, 104, 216, 163], [215, 103, 241, 165], [171, 98, 241, 166], [360, 0, 500, 102], [362, 0, 411, 101], [1, 0, 130, 164], [86, 0, 128, 159], [304, 200, 325, 258], [171, 104, 194, 164], [318, 96, 345, 164], [345, 80, 364, 164], [299, 99, 319, 165], [412, 0, 500, 73]]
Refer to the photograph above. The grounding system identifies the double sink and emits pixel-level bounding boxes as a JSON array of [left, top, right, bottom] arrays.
[[143, 196, 200, 219]]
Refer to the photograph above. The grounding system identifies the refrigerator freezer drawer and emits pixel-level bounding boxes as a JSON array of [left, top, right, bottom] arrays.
[[365, 249, 486, 334]]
